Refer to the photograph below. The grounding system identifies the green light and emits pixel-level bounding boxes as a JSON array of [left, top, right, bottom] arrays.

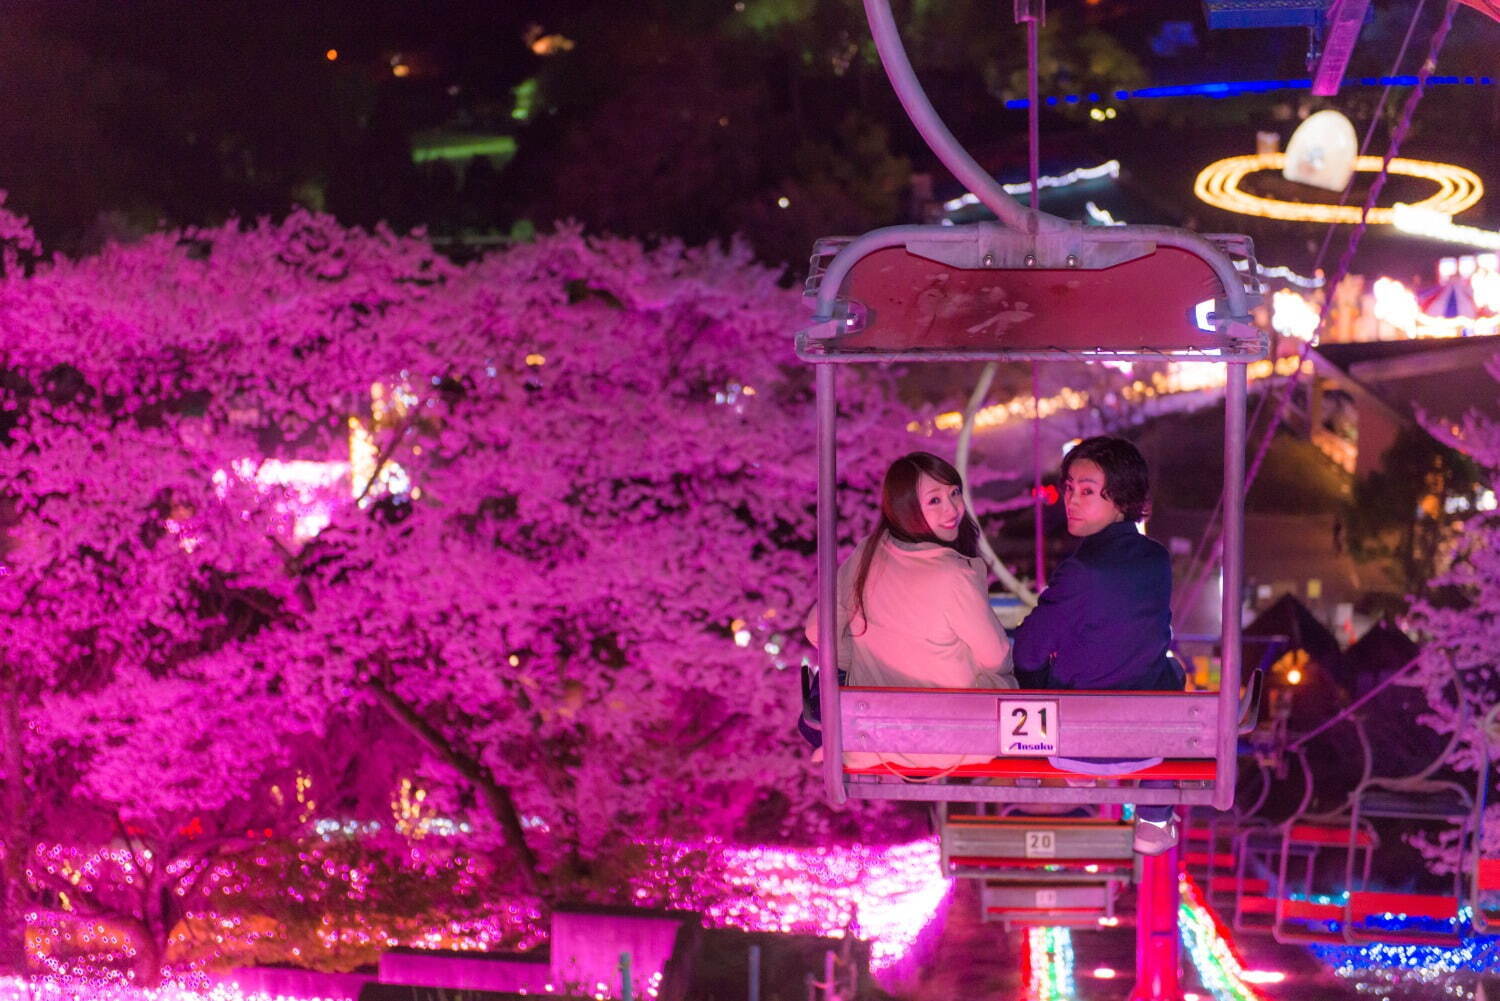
[[410, 135, 517, 166], [512, 77, 539, 122]]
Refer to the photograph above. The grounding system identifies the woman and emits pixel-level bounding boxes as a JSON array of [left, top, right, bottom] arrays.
[[805, 452, 1014, 768]]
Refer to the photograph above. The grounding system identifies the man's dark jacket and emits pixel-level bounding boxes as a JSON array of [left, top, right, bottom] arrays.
[[1013, 520, 1184, 691]]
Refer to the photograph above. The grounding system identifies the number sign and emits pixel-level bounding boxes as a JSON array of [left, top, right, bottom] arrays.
[[1000, 700, 1059, 756], [1025, 831, 1056, 858]]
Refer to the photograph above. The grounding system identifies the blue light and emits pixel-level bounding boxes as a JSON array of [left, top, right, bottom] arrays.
[[996, 75, 1494, 113]]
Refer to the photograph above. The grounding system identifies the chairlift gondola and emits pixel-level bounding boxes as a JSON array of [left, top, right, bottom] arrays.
[[804, 187, 1266, 814]]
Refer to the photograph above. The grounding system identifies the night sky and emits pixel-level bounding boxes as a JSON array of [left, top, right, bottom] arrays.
[[2, 1, 1496, 274]]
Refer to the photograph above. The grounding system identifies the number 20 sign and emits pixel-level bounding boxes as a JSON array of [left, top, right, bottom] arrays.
[[1000, 700, 1059, 756]]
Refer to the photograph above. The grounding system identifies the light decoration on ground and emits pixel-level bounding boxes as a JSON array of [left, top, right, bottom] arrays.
[[1306, 910, 1500, 995], [640, 838, 952, 979], [1194, 153, 1483, 225], [0, 977, 348, 1001], [1178, 875, 1273, 1001], [1021, 926, 1077, 1001]]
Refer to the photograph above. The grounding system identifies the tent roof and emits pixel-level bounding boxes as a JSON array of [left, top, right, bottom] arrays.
[[1243, 592, 1342, 666]]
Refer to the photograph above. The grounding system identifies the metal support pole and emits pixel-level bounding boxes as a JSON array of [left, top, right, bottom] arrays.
[[1128, 844, 1183, 1001], [619, 952, 633, 1001], [748, 944, 761, 1001], [824, 949, 839, 1001], [1031, 361, 1046, 590], [816, 362, 846, 804], [1215, 362, 1247, 810], [1020, 1, 1042, 234]]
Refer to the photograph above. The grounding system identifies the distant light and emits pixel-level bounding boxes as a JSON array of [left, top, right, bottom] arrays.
[[1271, 288, 1321, 341], [529, 32, 576, 56], [393, 63, 411, 78], [325, 48, 339, 62], [1092, 967, 1118, 979], [525, 353, 546, 366], [1195, 153, 1483, 224], [1086, 201, 1123, 226], [776, 196, 791, 209], [1242, 971, 1287, 984], [942, 160, 1120, 213], [1392, 203, 1500, 250], [1286, 668, 1303, 685], [508, 654, 521, 667], [1097, 915, 1121, 927]]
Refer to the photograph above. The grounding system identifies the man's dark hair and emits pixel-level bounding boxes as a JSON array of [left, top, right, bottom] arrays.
[[1061, 435, 1150, 522]]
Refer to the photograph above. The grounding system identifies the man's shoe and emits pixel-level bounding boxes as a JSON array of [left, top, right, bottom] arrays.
[[1133, 816, 1180, 856]]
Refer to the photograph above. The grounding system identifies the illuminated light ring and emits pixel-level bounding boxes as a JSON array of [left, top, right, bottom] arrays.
[[1194, 153, 1483, 224]]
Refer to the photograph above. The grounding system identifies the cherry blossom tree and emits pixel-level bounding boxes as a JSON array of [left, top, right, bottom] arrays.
[[1402, 356, 1500, 870], [1, 198, 928, 976]]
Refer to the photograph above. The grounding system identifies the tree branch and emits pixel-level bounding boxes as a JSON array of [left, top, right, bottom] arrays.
[[365, 679, 545, 900]]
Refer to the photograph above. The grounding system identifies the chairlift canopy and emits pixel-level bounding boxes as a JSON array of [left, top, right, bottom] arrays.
[[800, 223, 1265, 363]]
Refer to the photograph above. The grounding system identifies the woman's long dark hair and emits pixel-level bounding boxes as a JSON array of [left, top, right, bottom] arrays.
[[849, 452, 981, 633]]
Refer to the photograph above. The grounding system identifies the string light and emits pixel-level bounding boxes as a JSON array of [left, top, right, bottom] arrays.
[[1178, 875, 1274, 1001], [1021, 926, 1077, 1001], [1194, 153, 1483, 225], [943, 161, 1120, 213]]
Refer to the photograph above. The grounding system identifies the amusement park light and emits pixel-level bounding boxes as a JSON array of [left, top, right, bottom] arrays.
[[1391, 203, 1500, 250], [1194, 153, 1483, 224]]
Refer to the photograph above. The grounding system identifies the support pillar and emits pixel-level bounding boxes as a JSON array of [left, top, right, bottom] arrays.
[[1128, 843, 1183, 1001]]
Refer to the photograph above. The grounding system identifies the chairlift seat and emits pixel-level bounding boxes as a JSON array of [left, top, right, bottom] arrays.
[[848, 758, 1215, 781], [982, 881, 1118, 927], [1358, 787, 1473, 820], [941, 814, 1133, 877], [1236, 895, 1278, 916], [1184, 851, 1237, 869], [1280, 898, 1342, 921], [1286, 824, 1376, 847], [1210, 876, 1269, 894], [1346, 891, 1457, 923], [1344, 889, 1462, 946], [1272, 896, 1351, 945], [949, 855, 1134, 880], [838, 686, 1221, 804], [1478, 857, 1500, 892]]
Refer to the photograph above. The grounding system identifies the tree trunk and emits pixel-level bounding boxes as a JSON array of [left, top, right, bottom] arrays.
[[366, 681, 546, 900], [0, 697, 30, 973]]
